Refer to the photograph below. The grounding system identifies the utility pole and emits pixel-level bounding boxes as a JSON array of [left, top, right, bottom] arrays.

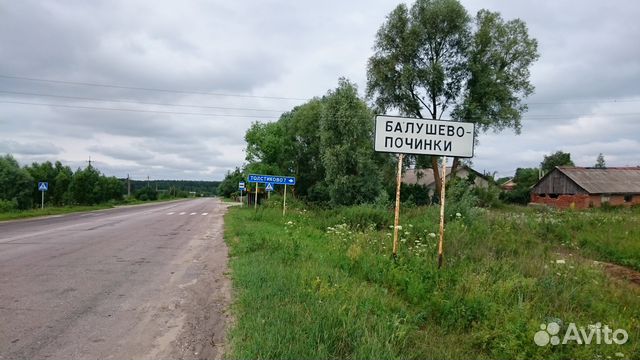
[[87, 156, 93, 168], [147, 176, 150, 188], [127, 174, 131, 197]]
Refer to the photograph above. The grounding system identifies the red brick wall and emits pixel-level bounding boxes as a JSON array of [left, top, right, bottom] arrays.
[[531, 194, 640, 209], [530, 194, 591, 209]]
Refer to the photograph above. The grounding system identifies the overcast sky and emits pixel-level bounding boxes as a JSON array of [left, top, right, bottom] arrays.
[[1, 0, 639, 181]]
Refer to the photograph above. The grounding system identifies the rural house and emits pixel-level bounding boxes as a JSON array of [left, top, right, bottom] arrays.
[[500, 178, 517, 192], [403, 165, 490, 197], [530, 166, 640, 209]]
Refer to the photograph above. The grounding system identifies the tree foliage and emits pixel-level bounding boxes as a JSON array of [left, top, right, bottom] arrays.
[[321, 79, 387, 205], [0, 154, 33, 210], [594, 153, 606, 168], [217, 167, 245, 198], [540, 150, 574, 173], [500, 167, 539, 204], [367, 0, 539, 193], [24, 161, 74, 206], [67, 165, 124, 205], [242, 80, 393, 205], [0, 154, 132, 210]]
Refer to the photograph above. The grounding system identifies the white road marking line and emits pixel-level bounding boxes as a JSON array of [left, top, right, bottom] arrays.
[[201, 213, 208, 216], [179, 212, 186, 215], [167, 212, 175, 215], [190, 212, 197, 215]]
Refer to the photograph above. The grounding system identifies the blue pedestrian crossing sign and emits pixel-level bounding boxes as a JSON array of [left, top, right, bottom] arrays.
[[38, 182, 48, 191], [265, 182, 274, 192]]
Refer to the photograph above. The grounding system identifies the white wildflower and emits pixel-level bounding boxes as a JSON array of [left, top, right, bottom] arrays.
[[428, 233, 436, 238], [556, 259, 566, 264]]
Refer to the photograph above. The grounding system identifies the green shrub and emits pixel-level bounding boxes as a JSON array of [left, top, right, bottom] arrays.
[[445, 179, 478, 220], [0, 198, 18, 212], [134, 187, 158, 201], [473, 185, 502, 208], [339, 205, 391, 231]]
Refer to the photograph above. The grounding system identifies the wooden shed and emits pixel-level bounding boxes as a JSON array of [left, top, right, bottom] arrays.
[[531, 166, 640, 209]]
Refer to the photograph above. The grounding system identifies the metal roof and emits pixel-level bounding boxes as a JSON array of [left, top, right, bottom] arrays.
[[556, 167, 640, 194]]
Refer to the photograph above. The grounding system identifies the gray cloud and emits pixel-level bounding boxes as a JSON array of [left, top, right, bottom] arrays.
[[1, 0, 639, 180], [0, 140, 63, 156]]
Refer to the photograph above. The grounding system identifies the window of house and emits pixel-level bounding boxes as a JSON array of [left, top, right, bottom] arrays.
[[624, 195, 633, 203], [549, 194, 559, 199]]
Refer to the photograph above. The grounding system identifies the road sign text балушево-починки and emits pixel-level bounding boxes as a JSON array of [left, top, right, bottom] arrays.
[[374, 115, 474, 157]]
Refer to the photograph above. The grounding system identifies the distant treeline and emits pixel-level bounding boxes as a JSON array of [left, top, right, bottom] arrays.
[[0, 154, 219, 211], [1, 154, 125, 211], [127, 180, 219, 197]]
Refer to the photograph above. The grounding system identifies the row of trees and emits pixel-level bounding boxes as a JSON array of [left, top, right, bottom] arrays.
[[221, 79, 395, 205], [129, 180, 220, 197], [0, 154, 124, 210]]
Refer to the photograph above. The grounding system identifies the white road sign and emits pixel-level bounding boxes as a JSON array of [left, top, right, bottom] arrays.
[[374, 115, 475, 158]]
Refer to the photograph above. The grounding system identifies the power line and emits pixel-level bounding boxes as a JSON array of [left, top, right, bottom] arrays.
[[3, 99, 639, 121], [0, 74, 310, 101], [0, 90, 288, 113], [528, 98, 640, 105], [0, 100, 280, 119], [3, 74, 640, 106]]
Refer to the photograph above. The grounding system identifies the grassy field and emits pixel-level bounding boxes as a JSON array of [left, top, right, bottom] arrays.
[[224, 202, 639, 360]]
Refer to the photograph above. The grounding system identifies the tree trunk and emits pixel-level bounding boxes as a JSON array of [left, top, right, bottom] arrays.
[[451, 157, 460, 176], [431, 156, 441, 200]]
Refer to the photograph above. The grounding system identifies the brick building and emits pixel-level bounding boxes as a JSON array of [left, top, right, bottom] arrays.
[[530, 167, 640, 209]]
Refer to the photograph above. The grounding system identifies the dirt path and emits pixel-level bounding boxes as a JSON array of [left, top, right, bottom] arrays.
[[554, 248, 640, 288]]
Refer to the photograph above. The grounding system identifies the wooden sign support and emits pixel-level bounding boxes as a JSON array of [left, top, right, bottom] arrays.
[[283, 184, 287, 216], [392, 154, 404, 258], [438, 157, 447, 269]]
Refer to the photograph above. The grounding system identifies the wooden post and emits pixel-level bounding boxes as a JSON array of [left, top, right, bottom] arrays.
[[283, 184, 287, 216], [438, 157, 447, 269], [254, 184, 258, 210], [392, 154, 404, 258]]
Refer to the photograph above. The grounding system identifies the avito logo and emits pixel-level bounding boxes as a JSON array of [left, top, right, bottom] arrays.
[[534, 322, 628, 346]]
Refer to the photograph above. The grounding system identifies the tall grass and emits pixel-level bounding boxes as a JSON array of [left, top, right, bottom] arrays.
[[224, 205, 640, 359]]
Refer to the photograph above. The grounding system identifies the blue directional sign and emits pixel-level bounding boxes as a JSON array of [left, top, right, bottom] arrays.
[[265, 182, 274, 192], [38, 182, 48, 191], [248, 174, 296, 186], [238, 181, 245, 190]]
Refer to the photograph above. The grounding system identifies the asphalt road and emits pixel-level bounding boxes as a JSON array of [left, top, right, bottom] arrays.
[[0, 198, 231, 360]]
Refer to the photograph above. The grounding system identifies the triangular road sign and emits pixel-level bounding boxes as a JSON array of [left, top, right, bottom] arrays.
[[265, 182, 274, 192]]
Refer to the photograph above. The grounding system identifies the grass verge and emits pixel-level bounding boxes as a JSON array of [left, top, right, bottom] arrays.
[[224, 204, 639, 360]]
